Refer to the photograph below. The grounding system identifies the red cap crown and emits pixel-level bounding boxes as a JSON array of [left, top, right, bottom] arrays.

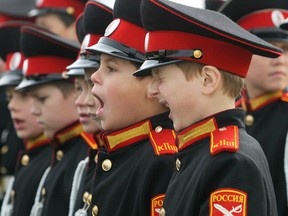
[[104, 18, 146, 54], [238, 9, 288, 30], [36, 0, 85, 18]]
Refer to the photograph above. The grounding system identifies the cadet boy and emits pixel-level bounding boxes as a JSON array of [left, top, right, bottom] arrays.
[[0, 21, 52, 216], [220, 1, 288, 214], [86, 0, 177, 215], [29, 0, 85, 40], [64, 1, 114, 214], [0, 0, 36, 184], [16, 25, 90, 216], [134, 0, 282, 215]]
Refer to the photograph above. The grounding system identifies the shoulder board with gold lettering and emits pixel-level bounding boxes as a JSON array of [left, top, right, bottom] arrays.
[[281, 91, 288, 102], [210, 126, 239, 155], [149, 128, 177, 155]]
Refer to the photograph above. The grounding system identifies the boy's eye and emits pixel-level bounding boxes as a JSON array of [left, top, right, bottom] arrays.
[[36, 96, 47, 103], [108, 66, 117, 72], [75, 86, 83, 94]]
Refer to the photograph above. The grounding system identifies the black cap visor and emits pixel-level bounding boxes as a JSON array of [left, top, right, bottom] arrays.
[[0, 70, 22, 87], [250, 28, 288, 42], [86, 37, 145, 63], [66, 55, 100, 70], [16, 74, 65, 91], [134, 59, 182, 77], [28, 7, 70, 17], [134, 49, 204, 76]]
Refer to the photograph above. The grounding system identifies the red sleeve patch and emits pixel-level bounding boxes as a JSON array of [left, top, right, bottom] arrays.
[[210, 188, 247, 216], [149, 128, 177, 155], [151, 194, 165, 216], [210, 126, 239, 155]]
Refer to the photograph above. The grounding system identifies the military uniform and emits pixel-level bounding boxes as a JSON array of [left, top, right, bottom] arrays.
[[88, 113, 176, 216], [0, 21, 54, 216], [238, 90, 288, 215], [85, 0, 178, 214], [0, 0, 36, 175], [9, 135, 52, 216], [37, 122, 90, 216], [134, 0, 282, 215], [220, 1, 288, 214], [161, 109, 277, 215], [15, 24, 92, 216], [64, 1, 114, 215]]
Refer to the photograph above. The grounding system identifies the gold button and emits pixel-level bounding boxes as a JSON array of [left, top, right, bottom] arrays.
[[175, 158, 181, 171], [193, 49, 202, 59], [155, 126, 163, 133], [0, 167, 7, 174], [1, 145, 8, 154], [245, 115, 254, 126], [87, 193, 92, 206], [82, 191, 89, 203], [66, 7, 75, 15], [159, 207, 166, 216], [92, 205, 99, 216], [21, 154, 30, 166], [102, 159, 112, 171], [41, 188, 46, 197], [56, 150, 64, 161]]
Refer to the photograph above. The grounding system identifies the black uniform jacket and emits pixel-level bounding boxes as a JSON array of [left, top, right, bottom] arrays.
[[238, 90, 288, 216], [89, 112, 177, 216], [0, 89, 25, 176], [12, 134, 52, 216], [0, 120, 25, 176], [39, 121, 89, 216], [71, 134, 99, 214], [162, 109, 277, 216]]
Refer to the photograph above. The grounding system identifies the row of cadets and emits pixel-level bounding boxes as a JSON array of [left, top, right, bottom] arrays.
[[85, 0, 177, 214], [14, 24, 90, 216], [0, 21, 52, 216], [133, 0, 282, 215], [219, 0, 288, 215], [63, 0, 114, 214], [0, 0, 86, 207], [0, 0, 35, 203]]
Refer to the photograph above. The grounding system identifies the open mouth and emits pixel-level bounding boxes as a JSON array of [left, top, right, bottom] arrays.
[[159, 99, 169, 108], [94, 94, 104, 115], [12, 118, 25, 129], [88, 112, 101, 121]]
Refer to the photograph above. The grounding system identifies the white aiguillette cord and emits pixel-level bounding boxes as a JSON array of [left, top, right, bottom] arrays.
[[30, 166, 51, 216], [68, 157, 89, 216], [284, 131, 288, 207], [0, 176, 15, 216]]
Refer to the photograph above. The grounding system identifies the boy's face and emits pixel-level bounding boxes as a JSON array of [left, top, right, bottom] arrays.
[[91, 54, 167, 131], [6, 87, 43, 140], [84, 68, 102, 124], [36, 14, 76, 40], [246, 41, 288, 97], [30, 84, 78, 139], [75, 76, 101, 134], [149, 64, 202, 132]]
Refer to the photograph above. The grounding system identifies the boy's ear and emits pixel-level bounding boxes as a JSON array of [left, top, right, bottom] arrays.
[[200, 65, 221, 95]]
